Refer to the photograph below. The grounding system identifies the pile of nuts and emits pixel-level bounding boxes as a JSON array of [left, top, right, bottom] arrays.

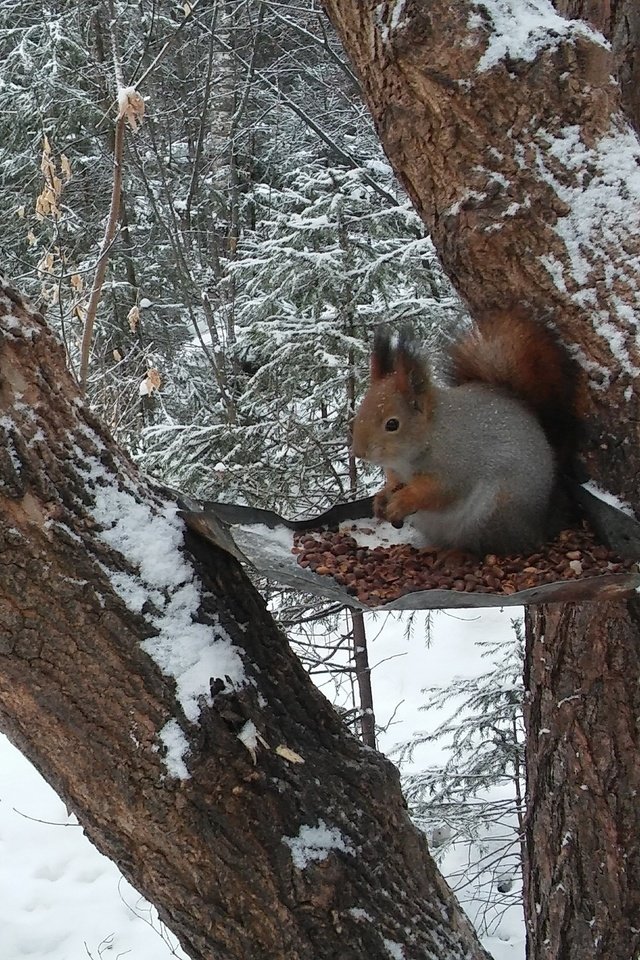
[[292, 523, 637, 606]]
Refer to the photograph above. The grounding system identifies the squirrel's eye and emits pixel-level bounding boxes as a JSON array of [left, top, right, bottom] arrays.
[[385, 418, 400, 432]]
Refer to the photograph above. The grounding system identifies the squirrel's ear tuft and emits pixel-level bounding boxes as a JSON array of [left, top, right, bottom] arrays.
[[395, 331, 431, 399], [371, 326, 395, 380]]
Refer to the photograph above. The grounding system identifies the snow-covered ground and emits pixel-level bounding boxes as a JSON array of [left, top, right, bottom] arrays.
[[0, 742, 186, 960], [0, 607, 524, 960]]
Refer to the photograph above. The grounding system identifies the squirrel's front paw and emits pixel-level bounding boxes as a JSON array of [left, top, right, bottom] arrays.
[[373, 489, 390, 519], [374, 481, 404, 521], [384, 491, 410, 528]]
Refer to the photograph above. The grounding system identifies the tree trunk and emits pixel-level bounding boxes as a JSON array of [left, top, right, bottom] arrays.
[[0, 281, 490, 959], [523, 600, 640, 959], [319, 3, 640, 959]]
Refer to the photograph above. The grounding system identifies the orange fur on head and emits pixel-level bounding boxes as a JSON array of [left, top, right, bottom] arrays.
[[352, 329, 436, 465], [369, 327, 434, 410]]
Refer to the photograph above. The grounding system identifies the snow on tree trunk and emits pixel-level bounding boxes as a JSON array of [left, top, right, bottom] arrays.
[[320, 3, 640, 959], [0, 280, 491, 960]]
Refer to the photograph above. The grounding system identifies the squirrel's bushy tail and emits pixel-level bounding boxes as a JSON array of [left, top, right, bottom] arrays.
[[450, 308, 580, 473]]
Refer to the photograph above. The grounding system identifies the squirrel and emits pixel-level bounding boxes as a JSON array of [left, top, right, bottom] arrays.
[[351, 309, 578, 556]]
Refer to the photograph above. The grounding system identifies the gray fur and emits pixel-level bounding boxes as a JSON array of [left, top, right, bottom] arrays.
[[389, 383, 555, 554]]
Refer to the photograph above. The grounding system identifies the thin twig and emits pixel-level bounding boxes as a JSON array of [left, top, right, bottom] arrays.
[[12, 806, 80, 827], [79, 113, 126, 392]]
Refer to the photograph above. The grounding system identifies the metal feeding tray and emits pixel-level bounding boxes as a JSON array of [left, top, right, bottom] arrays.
[[178, 485, 640, 610]]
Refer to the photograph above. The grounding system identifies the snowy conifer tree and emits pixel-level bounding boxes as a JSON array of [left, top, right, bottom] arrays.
[[0, 0, 461, 757], [397, 619, 526, 936]]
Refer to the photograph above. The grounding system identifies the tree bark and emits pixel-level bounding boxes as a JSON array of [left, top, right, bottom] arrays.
[[523, 600, 640, 959], [318, 3, 640, 959], [0, 281, 490, 959], [552, 0, 640, 133]]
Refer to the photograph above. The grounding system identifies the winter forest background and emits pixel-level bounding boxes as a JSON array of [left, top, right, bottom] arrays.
[[1, 1, 526, 957]]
